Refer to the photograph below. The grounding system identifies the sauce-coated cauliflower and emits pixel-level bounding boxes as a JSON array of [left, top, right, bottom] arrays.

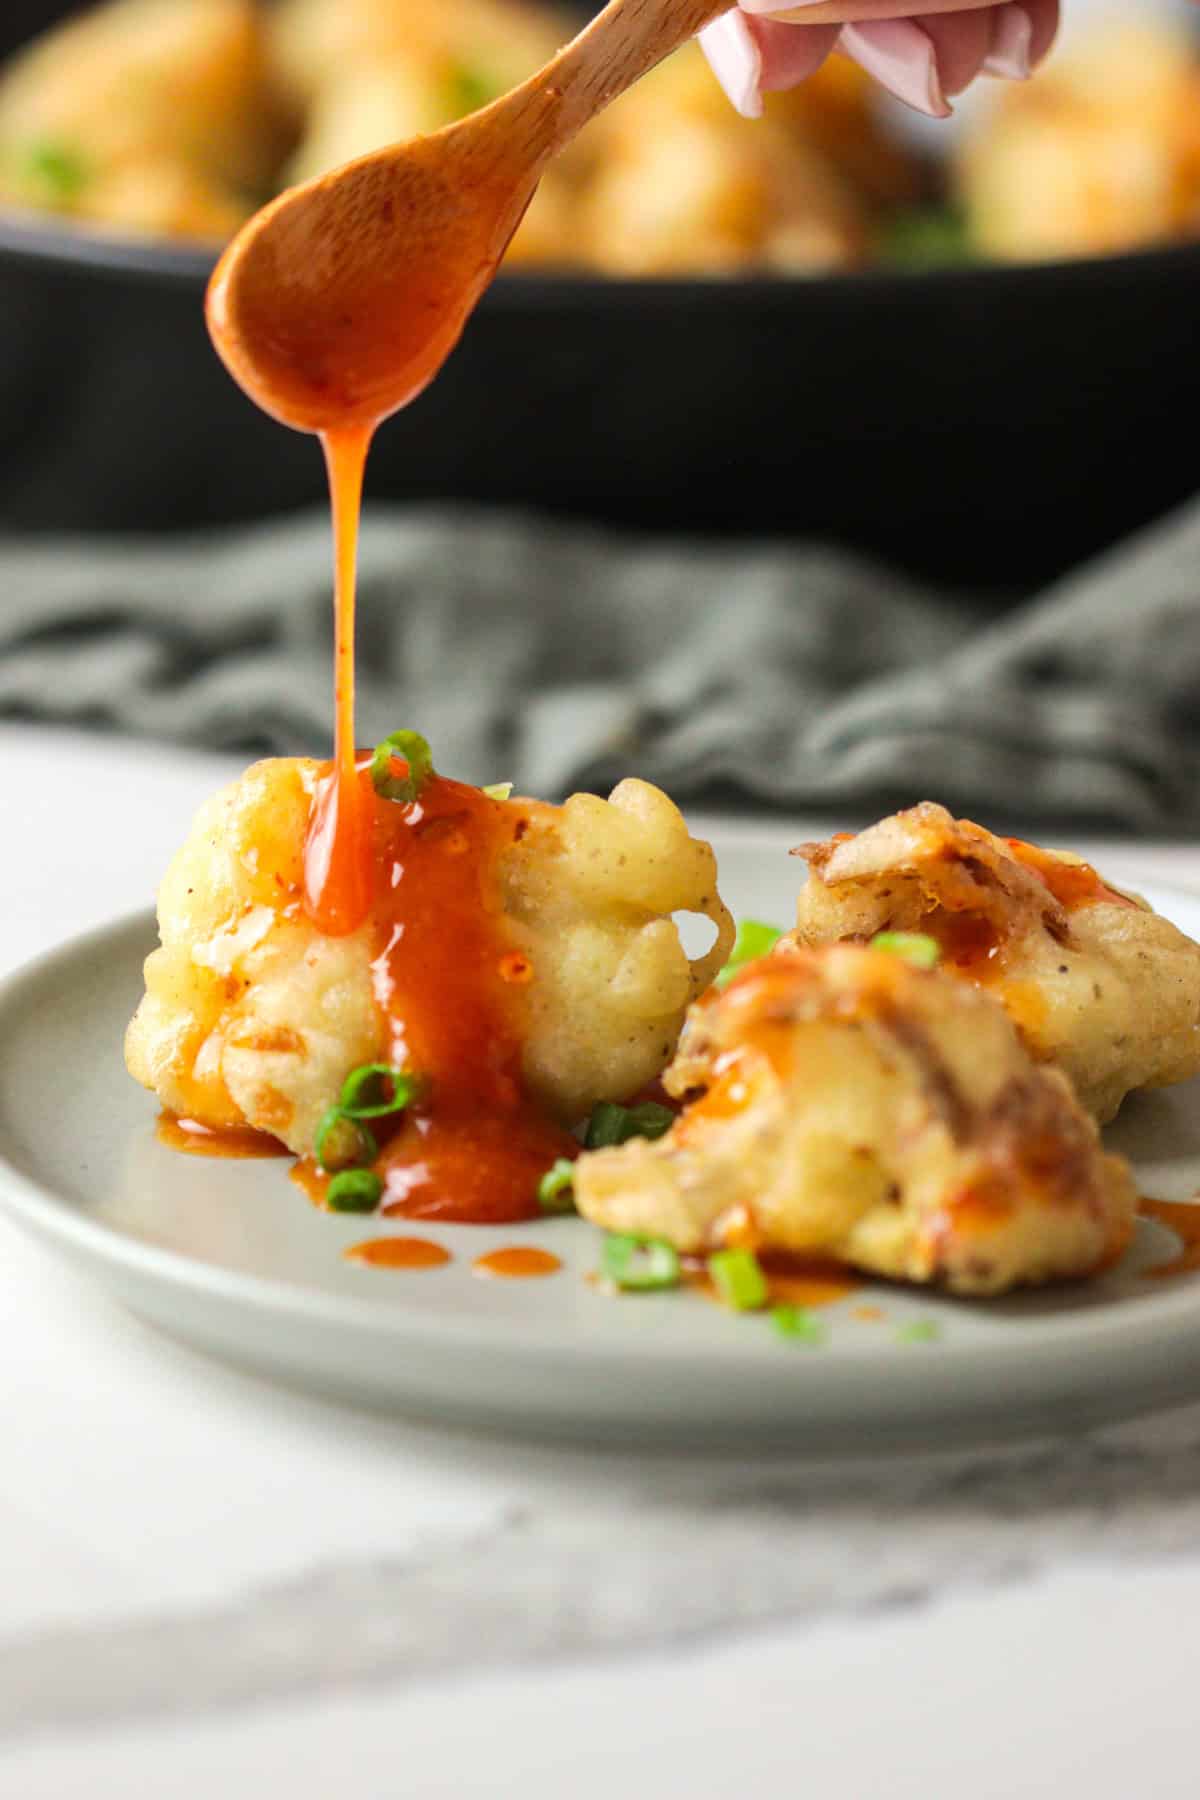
[[785, 803, 1200, 1122], [126, 758, 733, 1153], [574, 945, 1137, 1296]]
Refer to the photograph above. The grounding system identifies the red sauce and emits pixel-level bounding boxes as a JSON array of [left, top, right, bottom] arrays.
[[156, 1113, 289, 1159], [688, 1251, 861, 1309], [345, 1236, 452, 1270], [473, 1247, 562, 1280], [203, 148, 582, 1230], [290, 1159, 330, 1208], [1005, 839, 1136, 912], [290, 774, 578, 1222], [303, 428, 373, 937], [765, 1256, 861, 1308], [1141, 1196, 1200, 1280], [924, 909, 1003, 974]]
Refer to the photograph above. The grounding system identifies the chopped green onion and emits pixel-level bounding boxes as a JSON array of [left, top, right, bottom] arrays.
[[584, 1100, 675, 1150], [537, 1158, 577, 1215], [369, 729, 433, 804], [878, 204, 974, 272], [896, 1318, 941, 1345], [482, 782, 513, 802], [708, 1248, 769, 1312], [771, 1304, 825, 1346], [601, 1233, 681, 1292], [339, 1062, 423, 1120], [326, 1169, 384, 1213], [444, 59, 503, 118], [314, 1106, 377, 1173], [715, 918, 783, 988], [19, 139, 89, 201], [870, 931, 941, 970]]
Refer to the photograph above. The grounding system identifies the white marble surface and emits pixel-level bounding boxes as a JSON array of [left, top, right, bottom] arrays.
[[2, 719, 1200, 1795]]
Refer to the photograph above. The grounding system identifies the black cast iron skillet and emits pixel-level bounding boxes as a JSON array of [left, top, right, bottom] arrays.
[[1, 0, 1196, 588]]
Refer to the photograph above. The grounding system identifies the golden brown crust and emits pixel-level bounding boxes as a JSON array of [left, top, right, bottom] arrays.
[[575, 945, 1137, 1295], [784, 804, 1200, 1121]]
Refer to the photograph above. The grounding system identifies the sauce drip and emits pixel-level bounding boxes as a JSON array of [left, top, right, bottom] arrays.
[[473, 1247, 562, 1280], [204, 125, 585, 1229], [294, 773, 578, 1224], [345, 1236, 452, 1270], [924, 910, 1003, 975], [303, 428, 373, 936], [1141, 1196, 1200, 1280], [156, 1113, 289, 1159], [1005, 839, 1136, 912]]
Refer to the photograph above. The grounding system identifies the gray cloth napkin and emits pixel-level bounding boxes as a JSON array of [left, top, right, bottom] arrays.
[[2, 495, 1198, 827]]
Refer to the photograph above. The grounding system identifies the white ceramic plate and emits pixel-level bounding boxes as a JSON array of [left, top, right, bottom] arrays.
[[1, 840, 1199, 1451]]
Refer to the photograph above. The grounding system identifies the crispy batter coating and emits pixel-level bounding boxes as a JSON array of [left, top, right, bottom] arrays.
[[125, 759, 733, 1153], [573, 946, 1136, 1296], [784, 803, 1200, 1123]]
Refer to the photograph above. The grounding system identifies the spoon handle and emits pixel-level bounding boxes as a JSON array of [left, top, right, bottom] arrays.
[[503, 0, 736, 158]]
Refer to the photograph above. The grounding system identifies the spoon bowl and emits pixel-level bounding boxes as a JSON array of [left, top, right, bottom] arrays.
[[206, 0, 733, 435]]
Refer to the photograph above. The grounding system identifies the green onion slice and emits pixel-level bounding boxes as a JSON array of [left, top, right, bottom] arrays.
[[896, 1318, 941, 1345], [481, 782, 513, 802], [869, 931, 941, 970], [584, 1100, 675, 1150], [601, 1234, 681, 1292], [771, 1304, 825, 1346], [369, 729, 434, 804], [326, 1169, 384, 1214], [537, 1158, 577, 1215], [444, 59, 503, 117], [20, 139, 89, 201], [314, 1106, 377, 1173], [715, 918, 783, 988], [708, 1248, 769, 1312], [339, 1063, 423, 1120]]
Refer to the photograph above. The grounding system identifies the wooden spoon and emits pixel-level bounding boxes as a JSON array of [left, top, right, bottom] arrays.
[[207, 0, 734, 437]]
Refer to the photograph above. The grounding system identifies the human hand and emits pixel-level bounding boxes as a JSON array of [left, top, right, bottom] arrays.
[[700, 0, 1060, 118]]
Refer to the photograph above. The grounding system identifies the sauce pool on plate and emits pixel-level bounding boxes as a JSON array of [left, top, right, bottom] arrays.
[[156, 1113, 290, 1159], [345, 1237, 452, 1270], [473, 1247, 563, 1280]]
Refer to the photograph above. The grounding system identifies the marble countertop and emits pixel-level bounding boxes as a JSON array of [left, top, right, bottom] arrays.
[[2, 719, 1198, 1798]]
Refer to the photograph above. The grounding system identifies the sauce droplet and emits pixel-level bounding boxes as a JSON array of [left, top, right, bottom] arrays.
[[156, 1113, 289, 1159], [472, 1247, 562, 1280], [345, 1236, 452, 1270]]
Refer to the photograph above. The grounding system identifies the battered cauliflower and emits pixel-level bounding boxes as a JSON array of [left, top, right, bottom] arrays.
[[573, 946, 1137, 1296], [784, 804, 1200, 1123], [125, 758, 733, 1153], [0, 0, 283, 241]]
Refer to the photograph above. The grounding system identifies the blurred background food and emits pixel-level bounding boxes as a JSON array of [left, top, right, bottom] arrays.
[[1, 0, 1198, 274]]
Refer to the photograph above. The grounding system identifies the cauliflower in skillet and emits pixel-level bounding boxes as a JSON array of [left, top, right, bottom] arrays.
[[573, 945, 1137, 1296], [125, 758, 733, 1153], [784, 804, 1200, 1123]]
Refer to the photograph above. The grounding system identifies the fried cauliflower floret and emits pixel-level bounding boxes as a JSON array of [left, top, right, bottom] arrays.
[[574, 947, 1136, 1296], [504, 779, 734, 1120], [957, 22, 1200, 261], [784, 804, 1200, 1124], [0, 0, 283, 238], [578, 48, 867, 277], [126, 760, 733, 1152], [124, 760, 379, 1150]]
